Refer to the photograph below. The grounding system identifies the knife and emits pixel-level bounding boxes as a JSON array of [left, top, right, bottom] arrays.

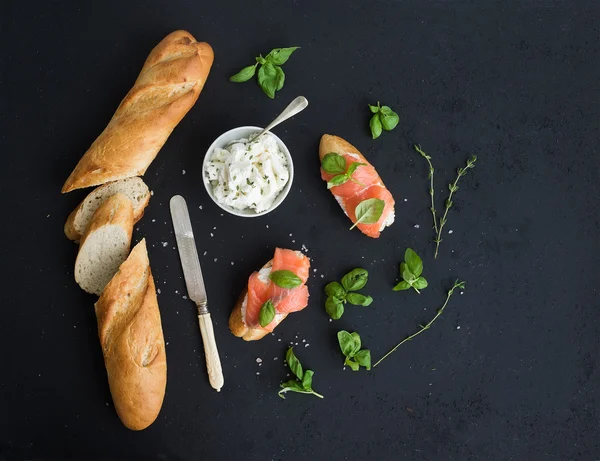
[[170, 195, 224, 392]]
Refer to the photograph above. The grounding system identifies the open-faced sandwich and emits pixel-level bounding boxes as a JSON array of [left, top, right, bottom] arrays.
[[319, 134, 395, 238], [229, 248, 310, 341]]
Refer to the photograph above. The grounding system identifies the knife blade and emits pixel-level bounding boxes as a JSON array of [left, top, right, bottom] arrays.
[[170, 195, 224, 392]]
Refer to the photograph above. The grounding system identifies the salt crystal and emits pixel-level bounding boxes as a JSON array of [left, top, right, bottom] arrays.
[[456, 326, 461, 330], [289, 233, 292, 237], [273, 357, 278, 360], [162, 242, 168, 247], [175, 290, 179, 294], [214, 258, 218, 262], [256, 358, 262, 363], [182, 296, 188, 300], [203, 251, 207, 256], [277, 338, 281, 342], [305, 343, 309, 347], [460, 291, 464, 295], [302, 339, 306, 342], [292, 240, 295, 243], [210, 233, 214, 237], [231, 262, 234, 265], [256, 372, 260, 375], [213, 226, 217, 230], [448, 230, 454, 234], [329, 318, 332, 322], [199, 205, 203, 210], [152, 219, 156, 222], [182, 169, 186, 175], [266, 224, 269, 228], [46, 214, 50, 218], [404, 198, 407, 202], [414, 224, 420, 229], [166, 342, 169, 345], [320, 274, 324, 278], [157, 289, 161, 294]]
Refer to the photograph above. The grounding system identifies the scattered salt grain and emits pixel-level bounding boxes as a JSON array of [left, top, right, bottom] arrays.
[[304, 343, 309, 347], [460, 291, 464, 295], [313, 269, 317, 273], [292, 240, 295, 243], [256, 358, 262, 363], [175, 290, 179, 294], [150, 190, 154, 196], [166, 342, 169, 345], [182, 296, 188, 300], [162, 242, 168, 247], [203, 251, 207, 256], [213, 226, 217, 230], [277, 338, 281, 342], [256, 372, 260, 375], [289, 233, 292, 237], [157, 289, 161, 294], [414, 224, 420, 229], [214, 258, 218, 262], [404, 198, 408, 202], [329, 319, 332, 322], [302, 339, 306, 343], [182, 170, 186, 175], [456, 326, 461, 330], [199, 205, 203, 210], [273, 357, 278, 361], [210, 233, 214, 237], [46, 214, 50, 218], [231, 262, 234, 265], [295, 342, 299, 346], [320, 274, 324, 278], [301, 244, 308, 252], [152, 219, 156, 222], [266, 224, 269, 228], [448, 230, 454, 234]]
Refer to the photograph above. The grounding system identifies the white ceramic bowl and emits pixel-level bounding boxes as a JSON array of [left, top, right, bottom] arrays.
[[202, 126, 294, 217]]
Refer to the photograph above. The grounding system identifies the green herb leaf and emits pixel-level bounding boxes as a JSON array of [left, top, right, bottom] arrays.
[[269, 270, 302, 288], [381, 112, 399, 131], [350, 198, 385, 230], [266, 47, 299, 65], [230, 64, 257, 83], [256, 55, 267, 65], [368, 104, 380, 114], [258, 299, 275, 327], [321, 152, 347, 174], [324, 281, 346, 299], [279, 380, 304, 393], [380, 105, 393, 116], [346, 293, 373, 306], [325, 296, 344, 319], [370, 114, 383, 139], [346, 161, 365, 177], [341, 268, 369, 292], [257, 62, 278, 99], [301, 369, 314, 390], [337, 330, 361, 358], [393, 280, 411, 291], [327, 173, 349, 189], [345, 357, 360, 371], [286, 347, 303, 380], [400, 262, 415, 283], [274, 65, 285, 90], [404, 248, 423, 277], [413, 277, 428, 289], [354, 349, 371, 370]]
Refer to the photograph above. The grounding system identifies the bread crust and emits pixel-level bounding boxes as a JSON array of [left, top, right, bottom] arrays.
[[94, 239, 167, 430], [64, 179, 150, 241], [319, 134, 367, 162], [62, 30, 214, 193], [228, 260, 287, 341]]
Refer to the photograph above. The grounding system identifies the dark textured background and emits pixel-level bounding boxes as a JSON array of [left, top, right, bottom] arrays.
[[1, 1, 599, 460]]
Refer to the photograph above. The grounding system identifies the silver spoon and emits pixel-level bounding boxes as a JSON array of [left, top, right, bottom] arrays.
[[252, 96, 309, 140]]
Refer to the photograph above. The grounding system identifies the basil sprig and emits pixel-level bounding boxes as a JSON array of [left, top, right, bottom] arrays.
[[324, 268, 373, 320], [350, 198, 385, 230], [269, 270, 302, 289], [259, 299, 275, 327], [337, 330, 371, 371], [321, 153, 366, 189], [393, 248, 428, 293], [368, 101, 400, 139], [278, 348, 324, 399], [230, 47, 299, 99]]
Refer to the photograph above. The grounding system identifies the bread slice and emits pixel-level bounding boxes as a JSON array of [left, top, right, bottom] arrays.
[[228, 260, 288, 341], [74, 194, 134, 295], [95, 239, 167, 430], [64, 177, 150, 241]]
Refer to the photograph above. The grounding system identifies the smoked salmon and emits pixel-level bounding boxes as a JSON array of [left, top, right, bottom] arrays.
[[319, 134, 395, 238], [229, 248, 311, 341]]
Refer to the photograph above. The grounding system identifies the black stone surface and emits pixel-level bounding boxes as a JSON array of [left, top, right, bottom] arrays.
[[1, 1, 599, 460]]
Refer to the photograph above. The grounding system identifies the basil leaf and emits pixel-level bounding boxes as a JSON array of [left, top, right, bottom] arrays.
[[286, 347, 303, 380], [327, 173, 349, 189], [368, 104, 380, 114], [258, 299, 275, 327], [274, 65, 285, 91], [324, 281, 346, 299], [321, 152, 346, 174], [393, 280, 411, 291], [337, 330, 358, 357], [401, 262, 415, 283], [341, 268, 369, 292], [413, 277, 428, 289], [345, 357, 360, 371], [349, 332, 362, 353], [269, 270, 302, 288], [380, 105, 393, 115], [381, 112, 399, 131], [301, 369, 314, 390], [266, 47, 299, 66], [346, 162, 365, 178], [230, 64, 257, 83], [256, 55, 267, 65], [404, 248, 423, 277], [350, 198, 385, 230], [370, 114, 383, 139], [325, 296, 344, 319], [355, 349, 371, 370], [257, 63, 278, 99], [346, 293, 373, 306]]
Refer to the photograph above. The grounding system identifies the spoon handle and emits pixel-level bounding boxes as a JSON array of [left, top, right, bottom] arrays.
[[259, 96, 308, 136]]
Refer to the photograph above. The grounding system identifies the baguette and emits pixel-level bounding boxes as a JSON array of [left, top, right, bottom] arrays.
[[65, 177, 150, 241], [95, 239, 167, 430], [62, 30, 214, 193], [74, 193, 133, 295]]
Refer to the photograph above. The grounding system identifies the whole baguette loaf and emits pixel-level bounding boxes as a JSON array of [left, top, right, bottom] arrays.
[[65, 177, 150, 241], [228, 260, 287, 341], [62, 30, 214, 193], [75, 193, 134, 295], [95, 239, 167, 430]]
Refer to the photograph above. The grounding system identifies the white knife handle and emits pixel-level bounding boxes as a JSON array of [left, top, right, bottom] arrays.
[[198, 312, 224, 392]]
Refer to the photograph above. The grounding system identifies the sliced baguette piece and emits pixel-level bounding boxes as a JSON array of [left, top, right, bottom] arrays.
[[95, 239, 167, 431], [64, 177, 150, 241], [74, 194, 134, 295], [228, 260, 288, 341]]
